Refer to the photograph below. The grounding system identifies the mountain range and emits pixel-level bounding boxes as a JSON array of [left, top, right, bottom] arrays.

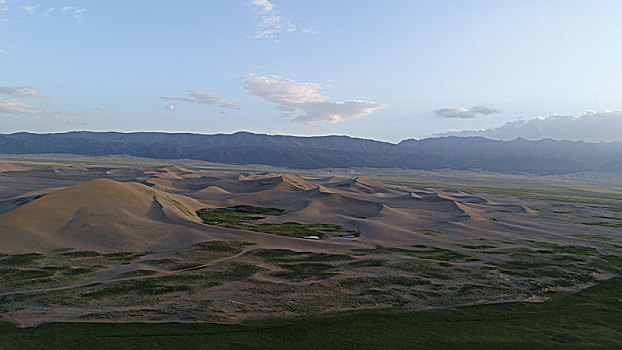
[[1, 131, 621, 175]]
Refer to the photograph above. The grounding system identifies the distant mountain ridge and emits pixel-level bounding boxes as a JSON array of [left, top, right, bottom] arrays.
[[1, 131, 621, 175]]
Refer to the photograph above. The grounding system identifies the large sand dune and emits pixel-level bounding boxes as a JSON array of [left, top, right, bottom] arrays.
[[0, 162, 613, 256], [0, 179, 208, 251]]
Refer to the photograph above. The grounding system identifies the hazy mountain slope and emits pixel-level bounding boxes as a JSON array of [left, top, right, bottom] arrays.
[[1, 132, 621, 174]]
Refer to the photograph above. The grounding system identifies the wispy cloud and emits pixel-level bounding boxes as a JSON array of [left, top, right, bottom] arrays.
[[0, 86, 49, 99], [161, 89, 234, 108], [246, 73, 387, 124], [62, 6, 86, 18], [434, 106, 499, 119], [252, 0, 274, 13], [437, 110, 622, 142], [250, 0, 313, 40], [19, 5, 35, 14], [4, 4, 85, 18], [0, 98, 43, 115], [50, 110, 83, 123]]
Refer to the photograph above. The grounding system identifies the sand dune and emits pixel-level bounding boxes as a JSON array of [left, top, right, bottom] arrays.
[[325, 176, 400, 194], [0, 168, 551, 253], [0, 160, 28, 172], [0, 179, 207, 252], [200, 185, 231, 194]]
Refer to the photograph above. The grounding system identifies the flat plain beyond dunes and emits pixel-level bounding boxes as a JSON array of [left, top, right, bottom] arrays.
[[0, 156, 620, 348]]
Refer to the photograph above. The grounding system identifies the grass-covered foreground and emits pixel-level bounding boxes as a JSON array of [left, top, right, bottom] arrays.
[[1, 277, 620, 350]]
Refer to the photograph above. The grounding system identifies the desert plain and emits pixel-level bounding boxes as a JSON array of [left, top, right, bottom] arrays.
[[0, 155, 620, 332]]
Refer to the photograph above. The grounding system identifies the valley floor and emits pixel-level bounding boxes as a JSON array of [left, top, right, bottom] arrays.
[[1, 276, 620, 349], [0, 155, 620, 347]]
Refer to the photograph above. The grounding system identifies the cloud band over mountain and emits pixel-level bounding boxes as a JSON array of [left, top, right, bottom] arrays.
[[437, 110, 622, 142]]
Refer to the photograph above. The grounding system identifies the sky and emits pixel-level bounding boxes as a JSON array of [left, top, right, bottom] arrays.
[[1, 0, 622, 143]]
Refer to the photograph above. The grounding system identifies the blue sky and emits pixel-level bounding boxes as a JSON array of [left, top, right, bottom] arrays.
[[1, 0, 622, 142]]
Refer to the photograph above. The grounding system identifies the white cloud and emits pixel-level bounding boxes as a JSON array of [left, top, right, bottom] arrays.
[[437, 110, 622, 142], [252, 0, 274, 13], [434, 106, 499, 119], [53, 113, 68, 121], [58, 6, 86, 18], [19, 6, 36, 14], [246, 73, 387, 124], [250, 0, 313, 40], [0, 98, 43, 115], [161, 90, 234, 108], [72, 8, 86, 18], [60, 6, 86, 18], [0, 86, 49, 99], [246, 74, 327, 105], [49, 110, 83, 123], [0, 4, 85, 18], [0, 48, 5, 53]]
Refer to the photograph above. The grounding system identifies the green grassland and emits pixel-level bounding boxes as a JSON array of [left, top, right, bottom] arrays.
[[1, 277, 620, 350], [196, 206, 359, 238]]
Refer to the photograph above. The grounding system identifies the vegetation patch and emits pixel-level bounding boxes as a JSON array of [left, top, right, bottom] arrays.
[[0, 253, 43, 266], [247, 222, 358, 238], [411, 245, 478, 262], [249, 249, 353, 263], [179, 240, 253, 261], [197, 207, 358, 238], [59, 266, 104, 277], [219, 262, 265, 280], [273, 263, 339, 281], [144, 259, 203, 271], [0, 267, 55, 283], [347, 259, 387, 267], [352, 245, 414, 255], [461, 244, 498, 250], [414, 229, 441, 236], [592, 215, 622, 221], [338, 275, 430, 289], [196, 206, 283, 226], [569, 234, 615, 242], [581, 221, 622, 228], [228, 205, 285, 215], [83, 278, 192, 298], [526, 241, 598, 255], [103, 252, 149, 263], [118, 270, 158, 278], [60, 251, 102, 258]]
